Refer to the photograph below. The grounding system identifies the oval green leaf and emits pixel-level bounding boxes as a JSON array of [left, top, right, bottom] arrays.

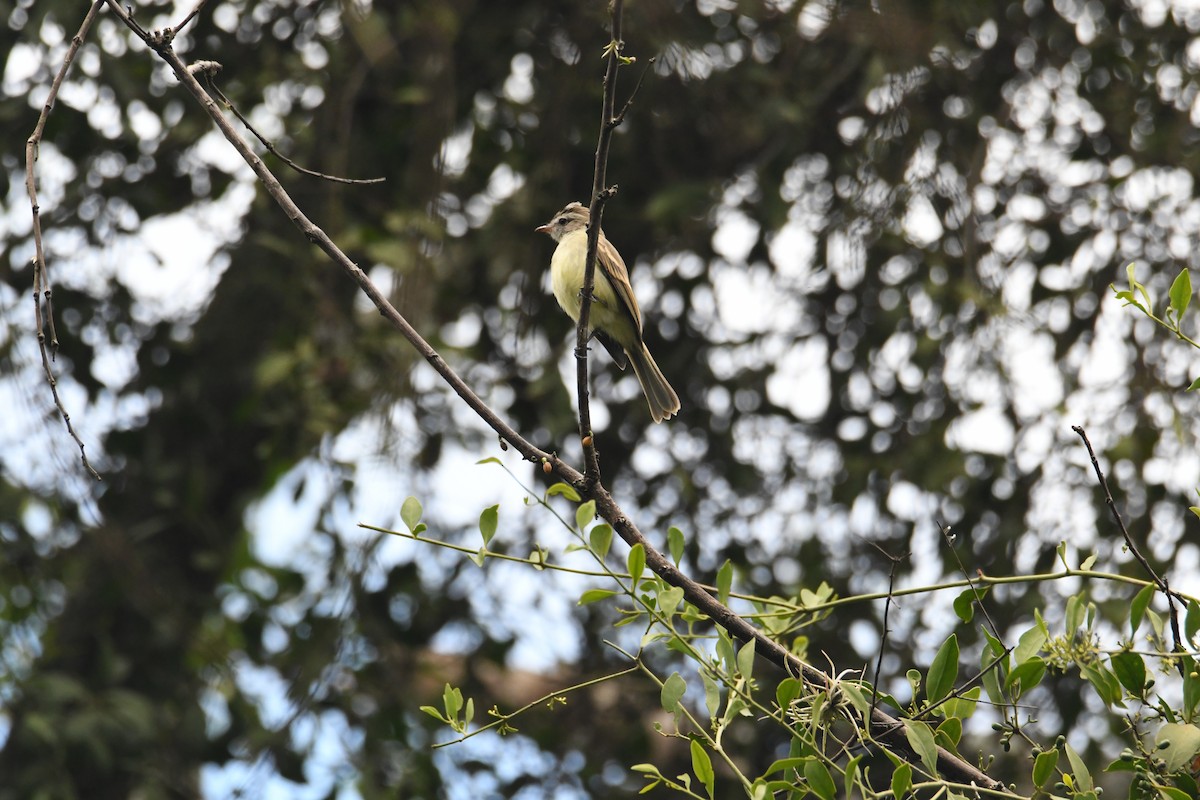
[[803, 759, 836, 800], [927, 634, 959, 704]]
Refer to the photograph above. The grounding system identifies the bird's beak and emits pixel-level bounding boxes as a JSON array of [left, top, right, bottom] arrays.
[[535, 222, 552, 234]]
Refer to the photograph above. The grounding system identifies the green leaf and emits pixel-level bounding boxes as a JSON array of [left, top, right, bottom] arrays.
[[442, 684, 462, 718], [589, 524, 613, 559], [716, 560, 732, 605], [940, 686, 981, 720], [668, 526, 685, 565], [691, 739, 715, 799], [1013, 623, 1047, 665], [1110, 651, 1147, 695], [627, 544, 646, 587], [401, 496, 423, 532], [475, 456, 502, 466], [1156, 788, 1194, 800], [936, 716, 962, 748], [547, 482, 581, 502], [1131, 584, 1156, 637], [890, 762, 912, 800], [715, 630, 737, 673], [1128, 262, 1153, 311], [632, 763, 665, 793], [1065, 594, 1085, 633], [1113, 288, 1145, 312], [1104, 756, 1138, 773], [1064, 742, 1094, 792], [926, 634, 959, 704], [1032, 748, 1058, 787], [1188, 377, 1200, 392], [906, 668, 922, 694], [776, 678, 803, 712], [702, 670, 721, 721], [1169, 268, 1192, 319], [658, 586, 685, 617], [980, 634, 1006, 705], [953, 587, 987, 623], [1148, 607, 1166, 640], [904, 719, 938, 775], [419, 705, 447, 722], [1006, 656, 1046, 694], [578, 589, 617, 605], [1188, 600, 1200, 647], [575, 500, 596, 532], [528, 546, 547, 571], [803, 760, 836, 800], [838, 683, 873, 719], [1184, 667, 1200, 723], [661, 672, 687, 713], [737, 639, 756, 680], [1081, 662, 1123, 707], [843, 755, 862, 797], [763, 757, 808, 777], [1156, 722, 1200, 772], [479, 504, 498, 545]]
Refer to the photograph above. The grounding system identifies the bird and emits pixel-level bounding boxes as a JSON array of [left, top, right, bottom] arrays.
[[536, 201, 680, 423]]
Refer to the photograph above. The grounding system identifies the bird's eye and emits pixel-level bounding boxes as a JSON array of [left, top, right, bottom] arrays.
[[557, 217, 567, 224]]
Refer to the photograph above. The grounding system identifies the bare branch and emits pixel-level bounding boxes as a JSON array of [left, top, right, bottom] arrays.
[[1073, 425, 1187, 671], [612, 55, 655, 128], [573, 0, 628, 486], [172, 0, 213, 37], [196, 66, 386, 186], [24, 0, 105, 481], [938, 518, 1004, 644], [863, 539, 906, 719]]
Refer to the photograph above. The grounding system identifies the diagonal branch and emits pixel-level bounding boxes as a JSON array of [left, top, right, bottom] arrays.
[[1073, 425, 1187, 672], [95, 0, 1006, 789]]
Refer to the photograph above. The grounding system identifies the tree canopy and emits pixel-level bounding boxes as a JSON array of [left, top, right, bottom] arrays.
[[2, 1, 1199, 798]]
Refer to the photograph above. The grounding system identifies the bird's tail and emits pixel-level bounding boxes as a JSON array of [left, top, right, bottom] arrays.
[[628, 342, 681, 423]]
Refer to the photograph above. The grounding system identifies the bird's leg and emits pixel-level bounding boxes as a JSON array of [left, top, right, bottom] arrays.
[[576, 288, 606, 307]]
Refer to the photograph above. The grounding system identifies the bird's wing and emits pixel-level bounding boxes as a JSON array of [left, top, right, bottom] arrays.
[[592, 329, 629, 369], [597, 234, 643, 334]]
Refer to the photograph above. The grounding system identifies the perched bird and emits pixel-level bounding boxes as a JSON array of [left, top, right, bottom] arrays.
[[536, 201, 680, 423]]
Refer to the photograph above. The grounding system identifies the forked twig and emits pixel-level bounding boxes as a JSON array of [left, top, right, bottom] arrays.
[[24, 0, 105, 481]]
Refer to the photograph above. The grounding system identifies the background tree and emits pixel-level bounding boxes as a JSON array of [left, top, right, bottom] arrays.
[[1, 0, 1198, 797]]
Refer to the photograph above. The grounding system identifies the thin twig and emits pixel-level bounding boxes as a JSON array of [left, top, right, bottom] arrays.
[[937, 518, 1004, 644], [99, 1, 1007, 786], [575, 1, 627, 486], [915, 648, 1012, 722], [171, 0, 212, 36], [24, 0, 105, 481], [612, 55, 655, 127], [862, 538, 906, 719], [1072, 425, 1186, 673], [192, 64, 385, 185]]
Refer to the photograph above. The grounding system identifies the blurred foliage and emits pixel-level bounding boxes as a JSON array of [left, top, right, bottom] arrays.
[[1, 0, 1199, 797]]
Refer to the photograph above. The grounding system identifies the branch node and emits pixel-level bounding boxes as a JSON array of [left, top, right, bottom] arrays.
[[186, 60, 222, 78]]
